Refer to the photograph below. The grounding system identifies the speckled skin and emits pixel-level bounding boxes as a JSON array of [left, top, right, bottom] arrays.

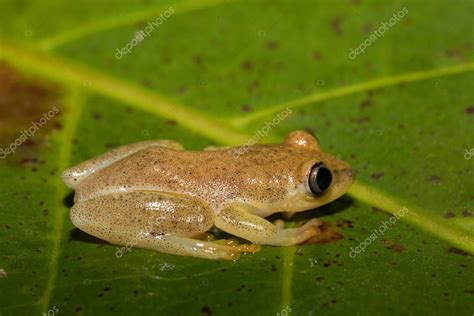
[[62, 131, 355, 260]]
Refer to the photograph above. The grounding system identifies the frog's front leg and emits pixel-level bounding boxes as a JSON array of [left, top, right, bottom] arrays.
[[63, 140, 183, 188], [215, 203, 322, 246], [71, 191, 259, 260]]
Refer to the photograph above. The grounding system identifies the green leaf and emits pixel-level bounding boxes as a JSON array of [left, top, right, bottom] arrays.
[[1, 0, 473, 315]]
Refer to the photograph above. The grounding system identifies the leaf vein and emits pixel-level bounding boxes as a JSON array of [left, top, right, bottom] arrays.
[[39, 89, 84, 314], [37, 0, 240, 51], [232, 62, 474, 126]]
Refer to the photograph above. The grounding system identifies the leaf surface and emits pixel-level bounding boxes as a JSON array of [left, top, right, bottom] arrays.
[[0, 0, 473, 315]]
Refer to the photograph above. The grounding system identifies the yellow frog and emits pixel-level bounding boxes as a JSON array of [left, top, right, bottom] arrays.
[[62, 131, 355, 260]]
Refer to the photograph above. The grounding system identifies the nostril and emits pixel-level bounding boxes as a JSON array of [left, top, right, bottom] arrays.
[[348, 168, 357, 181], [352, 169, 358, 178]]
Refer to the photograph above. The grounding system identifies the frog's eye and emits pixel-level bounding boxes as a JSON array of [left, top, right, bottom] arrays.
[[308, 163, 332, 195]]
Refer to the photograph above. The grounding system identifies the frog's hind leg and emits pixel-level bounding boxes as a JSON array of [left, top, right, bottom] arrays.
[[137, 235, 259, 260], [62, 140, 183, 188], [70, 191, 259, 260]]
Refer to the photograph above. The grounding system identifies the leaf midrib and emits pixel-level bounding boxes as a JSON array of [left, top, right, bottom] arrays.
[[0, 39, 472, 314]]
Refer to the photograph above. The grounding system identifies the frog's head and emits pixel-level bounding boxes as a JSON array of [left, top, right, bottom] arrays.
[[281, 131, 355, 213]]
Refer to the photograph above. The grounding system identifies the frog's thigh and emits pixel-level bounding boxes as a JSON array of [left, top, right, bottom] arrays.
[[71, 191, 256, 260], [214, 203, 322, 246], [62, 140, 183, 188]]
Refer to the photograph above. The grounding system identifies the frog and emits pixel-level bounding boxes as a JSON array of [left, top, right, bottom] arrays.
[[62, 130, 355, 260]]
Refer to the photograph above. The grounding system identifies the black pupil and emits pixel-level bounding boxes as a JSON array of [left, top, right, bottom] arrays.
[[316, 167, 332, 191]]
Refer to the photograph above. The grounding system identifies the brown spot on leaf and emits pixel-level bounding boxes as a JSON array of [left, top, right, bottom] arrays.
[[390, 244, 405, 252], [247, 80, 260, 93], [462, 210, 472, 217], [465, 106, 474, 115], [52, 121, 63, 130], [352, 116, 370, 124], [105, 143, 119, 149], [370, 172, 384, 180], [427, 175, 441, 184], [241, 60, 253, 71], [312, 51, 323, 60], [445, 47, 467, 63], [443, 211, 456, 218], [336, 220, 354, 228], [201, 306, 212, 315], [362, 24, 373, 34], [241, 104, 252, 112], [330, 17, 343, 35], [0, 63, 63, 157], [448, 247, 470, 256], [141, 79, 153, 87], [193, 55, 203, 66], [178, 86, 188, 95], [20, 158, 39, 167], [372, 207, 385, 214], [0, 269, 7, 278], [381, 240, 405, 252], [360, 95, 373, 108], [266, 41, 279, 50], [304, 222, 344, 244]]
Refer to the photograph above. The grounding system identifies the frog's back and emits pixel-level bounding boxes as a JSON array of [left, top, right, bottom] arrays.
[[74, 143, 309, 208]]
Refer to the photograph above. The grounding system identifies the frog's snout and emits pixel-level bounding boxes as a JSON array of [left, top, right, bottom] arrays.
[[331, 166, 356, 190], [342, 167, 356, 186]]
